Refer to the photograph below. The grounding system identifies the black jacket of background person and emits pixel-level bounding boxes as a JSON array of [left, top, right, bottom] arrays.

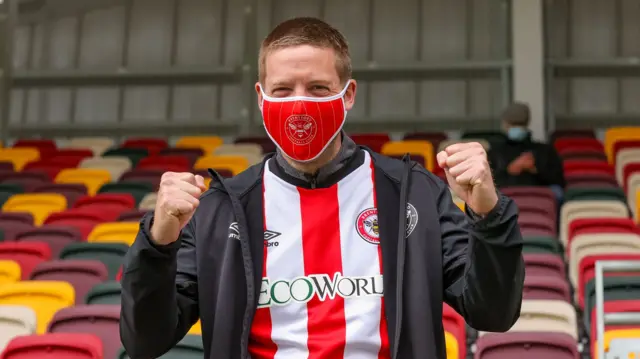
[[487, 133, 566, 189], [120, 147, 525, 359]]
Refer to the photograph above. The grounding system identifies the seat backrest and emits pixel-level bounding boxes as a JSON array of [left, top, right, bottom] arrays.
[[79, 156, 131, 180], [59, 242, 128, 279], [85, 281, 122, 305], [0, 148, 40, 171], [615, 148, 640, 183], [508, 300, 577, 339], [48, 304, 120, 359], [0, 333, 102, 359], [0, 214, 34, 241], [0, 260, 21, 284], [31, 183, 87, 207], [1, 194, 67, 226], [98, 181, 154, 205], [560, 200, 629, 246], [55, 169, 111, 196], [73, 193, 135, 211], [66, 137, 115, 156], [523, 275, 571, 302], [87, 222, 139, 246], [475, 332, 578, 359], [13, 226, 83, 258], [176, 136, 223, 154], [0, 242, 51, 279], [0, 281, 74, 333], [0, 305, 36, 352], [102, 148, 148, 166], [444, 331, 459, 359], [29, 260, 108, 303], [569, 234, 640, 287], [138, 192, 157, 210], [523, 254, 565, 279], [214, 143, 263, 158], [578, 253, 640, 308], [584, 276, 640, 335], [158, 147, 204, 166], [116, 334, 204, 359]]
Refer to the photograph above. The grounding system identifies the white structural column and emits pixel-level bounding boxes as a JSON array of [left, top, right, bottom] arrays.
[[511, 0, 546, 141]]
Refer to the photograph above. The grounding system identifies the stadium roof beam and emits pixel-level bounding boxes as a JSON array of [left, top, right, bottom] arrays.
[[549, 58, 640, 77], [352, 60, 511, 81]]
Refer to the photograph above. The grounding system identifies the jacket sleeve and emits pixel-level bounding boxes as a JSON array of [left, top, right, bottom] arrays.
[[531, 145, 566, 187], [439, 185, 525, 332], [120, 213, 199, 359]]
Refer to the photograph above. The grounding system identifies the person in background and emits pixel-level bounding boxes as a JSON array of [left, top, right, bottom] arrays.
[[488, 102, 565, 196]]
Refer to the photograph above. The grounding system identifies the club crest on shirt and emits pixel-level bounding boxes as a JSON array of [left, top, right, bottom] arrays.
[[406, 203, 418, 238], [356, 208, 380, 245], [285, 115, 317, 145]]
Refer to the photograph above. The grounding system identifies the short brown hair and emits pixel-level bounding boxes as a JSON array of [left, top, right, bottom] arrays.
[[258, 17, 352, 84], [501, 102, 531, 126]]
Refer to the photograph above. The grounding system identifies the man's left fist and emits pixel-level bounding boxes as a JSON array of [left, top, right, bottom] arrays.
[[436, 142, 499, 215]]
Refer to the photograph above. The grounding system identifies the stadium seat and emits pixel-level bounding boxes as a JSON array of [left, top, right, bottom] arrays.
[[44, 209, 115, 239], [188, 320, 201, 335], [117, 209, 148, 222], [0, 184, 23, 208], [561, 148, 608, 162], [0, 242, 51, 279], [563, 186, 626, 202], [604, 126, 640, 163], [584, 276, 640, 334], [589, 300, 640, 356], [98, 181, 154, 205], [578, 254, 640, 307], [475, 332, 579, 359], [29, 260, 108, 303], [59, 242, 128, 279], [567, 217, 638, 246], [13, 139, 56, 156], [47, 304, 120, 359], [65, 137, 115, 156], [518, 214, 556, 237], [0, 281, 74, 333], [116, 334, 205, 359], [22, 162, 69, 181], [0, 261, 20, 284], [565, 173, 619, 189], [235, 136, 276, 154], [87, 222, 139, 246], [214, 143, 263, 158], [159, 147, 204, 166], [0, 213, 34, 241], [512, 196, 558, 222], [444, 331, 459, 359], [381, 140, 434, 171], [49, 148, 94, 163], [2, 194, 67, 226], [443, 304, 465, 359], [0, 172, 50, 191], [551, 129, 595, 142], [31, 183, 87, 207], [85, 281, 121, 305], [522, 236, 563, 256], [0, 148, 39, 171], [0, 333, 102, 359], [594, 328, 640, 359], [0, 305, 36, 352], [559, 200, 628, 247], [74, 192, 135, 213], [350, 133, 390, 153], [79, 156, 131, 181], [12, 226, 82, 258], [137, 155, 191, 172], [119, 169, 164, 189], [138, 192, 157, 210], [177, 135, 223, 154], [115, 266, 122, 281], [523, 254, 565, 278], [102, 147, 148, 166], [193, 155, 249, 175], [438, 138, 491, 152], [403, 131, 448, 146], [504, 300, 577, 339], [523, 275, 571, 302], [121, 137, 168, 154], [55, 169, 111, 196], [616, 148, 640, 183], [555, 137, 604, 153]]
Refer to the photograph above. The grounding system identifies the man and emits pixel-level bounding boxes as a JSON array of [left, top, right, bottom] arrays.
[[120, 17, 524, 359], [488, 102, 565, 190]]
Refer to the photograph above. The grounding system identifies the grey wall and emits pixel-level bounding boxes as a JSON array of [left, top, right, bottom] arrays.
[[10, 0, 510, 133]]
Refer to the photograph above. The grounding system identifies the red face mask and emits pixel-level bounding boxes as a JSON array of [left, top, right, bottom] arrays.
[[260, 82, 350, 162]]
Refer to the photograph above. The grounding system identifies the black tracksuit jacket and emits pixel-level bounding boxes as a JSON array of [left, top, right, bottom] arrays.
[[120, 147, 525, 359]]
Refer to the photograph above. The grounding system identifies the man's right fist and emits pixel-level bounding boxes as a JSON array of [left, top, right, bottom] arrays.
[[150, 172, 207, 246]]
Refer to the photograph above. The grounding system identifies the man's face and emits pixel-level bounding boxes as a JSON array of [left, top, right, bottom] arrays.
[[256, 45, 356, 110]]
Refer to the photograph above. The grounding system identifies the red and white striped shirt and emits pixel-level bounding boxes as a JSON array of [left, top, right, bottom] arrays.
[[249, 151, 391, 359]]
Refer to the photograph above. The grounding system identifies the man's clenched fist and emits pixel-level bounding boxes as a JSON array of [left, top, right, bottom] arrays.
[[436, 142, 499, 215], [151, 172, 207, 245]]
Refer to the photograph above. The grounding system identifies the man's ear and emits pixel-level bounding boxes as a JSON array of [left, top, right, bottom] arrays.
[[343, 80, 357, 112], [255, 82, 263, 111]]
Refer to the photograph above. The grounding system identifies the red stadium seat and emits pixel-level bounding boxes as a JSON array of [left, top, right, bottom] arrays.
[[117, 209, 149, 222], [518, 214, 556, 237], [30, 260, 108, 303], [0, 213, 34, 241], [119, 169, 163, 189], [577, 254, 640, 309], [44, 208, 118, 239], [0, 172, 50, 192], [51, 148, 94, 161], [475, 332, 578, 359], [563, 160, 614, 176], [22, 162, 68, 180], [137, 155, 190, 172], [13, 226, 83, 257], [47, 305, 120, 359], [115, 266, 123, 281], [121, 138, 168, 155], [565, 173, 619, 188], [73, 193, 136, 217], [442, 304, 465, 359], [500, 186, 556, 204], [31, 183, 87, 207], [524, 254, 565, 278], [0, 242, 51, 279], [589, 300, 640, 354], [551, 130, 595, 142], [560, 148, 608, 162], [0, 162, 14, 171], [523, 275, 571, 302], [568, 218, 638, 246], [0, 333, 102, 359], [350, 133, 390, 153], [159, 147, 204, 166], [554, 138, 603, 153], [612, 139, 640, 165], [13, 139, 57, 158]]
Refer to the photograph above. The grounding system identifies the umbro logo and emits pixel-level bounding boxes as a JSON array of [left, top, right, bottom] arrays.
[[228, 222, 281, 247]]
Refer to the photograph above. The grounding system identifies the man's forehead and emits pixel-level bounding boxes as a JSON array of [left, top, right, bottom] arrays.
[[262, 45, 341, 86]]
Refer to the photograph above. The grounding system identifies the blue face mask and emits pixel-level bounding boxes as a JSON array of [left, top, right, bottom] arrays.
[[506, 127, 529, 141]]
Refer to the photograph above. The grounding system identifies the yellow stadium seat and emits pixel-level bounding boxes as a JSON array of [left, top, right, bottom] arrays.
[[1, 194, 67, 226], [604, 127, 640, 163], [189, 320, 202, 335], [204, 177, 212, 188], [55, 168, 111, 196], [0, 281, 74, 333], [445, 331, 459, 359], [0, 261, 21, 284], [87, 222, 139, 246], [194, 155, 249, 175], [0, 148, 39, 171], [381, 140, 434, 171], [593, 328, 640, 359], [176, 136, 223, 154]]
